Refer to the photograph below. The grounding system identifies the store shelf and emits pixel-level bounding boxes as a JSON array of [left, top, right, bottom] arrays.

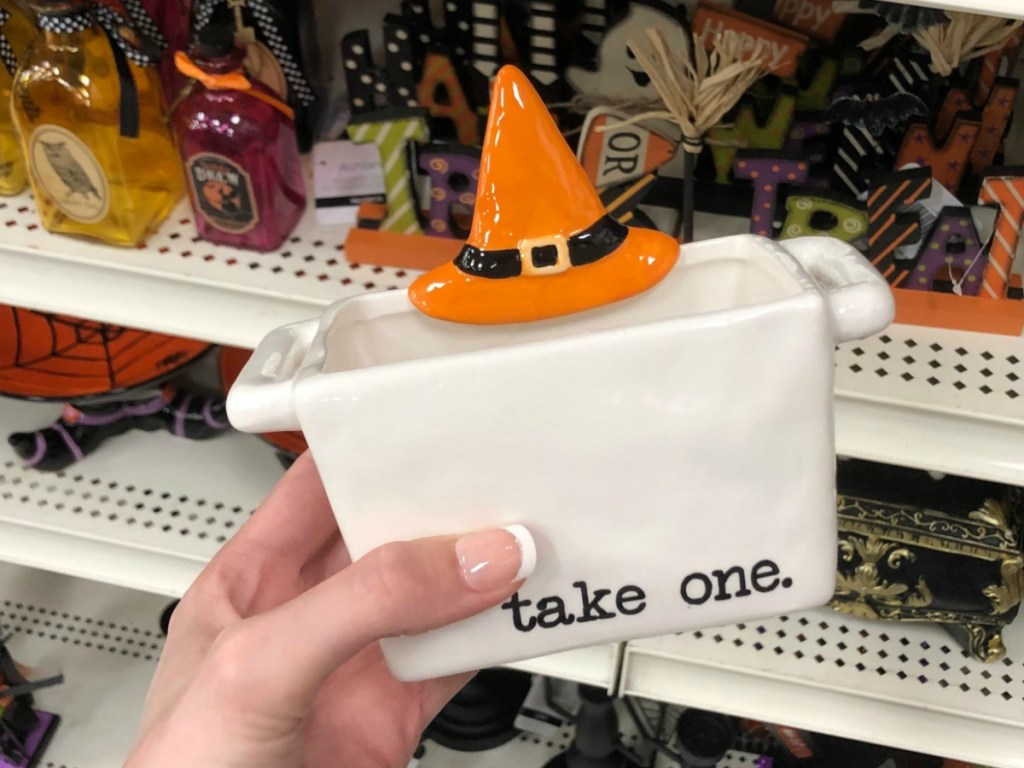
[[834, 324, 1024, 486], [0, 558, 765, 767], [0, 560, 168, 768], [0, 175, 412, 350], [0, 397, 618, 688], [0, 397, 280, 597], [504, 643, 622, 692], [417, 730, 766, 768], [3, 195, 1024, 485], [894, 0, 1023, 20], [621, 608, 1024, 768]]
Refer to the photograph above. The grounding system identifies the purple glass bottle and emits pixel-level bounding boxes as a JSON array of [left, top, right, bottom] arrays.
[[172, 24, 305, 252]]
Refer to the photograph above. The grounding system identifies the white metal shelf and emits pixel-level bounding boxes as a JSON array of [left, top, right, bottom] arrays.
[[0, 560, 763, 768], [0, 561, 168, 768], [0, 170, 411, 350], [3, 398, 1021, 765], [0, 559, 993, 767], [621, 608, 1024, 768], [0, 397, 618, 689], [834, 325, 1024, 486], [0, 398, 279, 597], [1, 192, 1023, 484], [892, 0, 1023, 20]]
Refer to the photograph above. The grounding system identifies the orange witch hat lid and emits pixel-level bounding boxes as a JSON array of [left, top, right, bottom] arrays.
[[408, 65, 679, 325]]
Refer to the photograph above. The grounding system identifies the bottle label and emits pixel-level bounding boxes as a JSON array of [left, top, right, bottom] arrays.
[[29, 125, 110, 223], [186, 153, 259, 234]]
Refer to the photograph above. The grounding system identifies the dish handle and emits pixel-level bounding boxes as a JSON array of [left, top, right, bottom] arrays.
[[780, 237, 895, 343], [225, 318, 318, 433]]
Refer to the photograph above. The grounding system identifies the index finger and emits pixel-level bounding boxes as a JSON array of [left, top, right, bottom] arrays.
[[223, 450, 349, 570]]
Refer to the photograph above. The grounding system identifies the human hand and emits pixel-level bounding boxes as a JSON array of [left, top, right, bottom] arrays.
[[127, 452, 535, 768]]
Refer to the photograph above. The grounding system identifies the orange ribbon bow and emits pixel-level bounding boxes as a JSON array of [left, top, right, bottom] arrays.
[[174, 50, 294, 120]]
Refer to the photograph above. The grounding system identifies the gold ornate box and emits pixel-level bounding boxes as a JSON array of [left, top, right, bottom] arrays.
[[831, 460, 1024, 662]]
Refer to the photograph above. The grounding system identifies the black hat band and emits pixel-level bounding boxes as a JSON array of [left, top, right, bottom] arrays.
[[454, 215, 629, 279]]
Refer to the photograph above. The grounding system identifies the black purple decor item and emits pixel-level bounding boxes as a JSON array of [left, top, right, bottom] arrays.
[[543, 685, 641, 768], [424, 668, 532, 752], [0, 638, 61, 768], [8, 386, 230, 472], [825, 91, 929, 137]]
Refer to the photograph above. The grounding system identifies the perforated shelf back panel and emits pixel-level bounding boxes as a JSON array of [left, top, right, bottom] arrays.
[[1, 183, 1022, 483], [833, 324, 1024, 485], [835, 326, 1022, 425], [0, 398, 620, 688], [0, 174, 415, 348], [0, 560, 758, 768], [0, 561, 168, 768], [621, 609, 1024, 768], [0, 398, 289, 595]]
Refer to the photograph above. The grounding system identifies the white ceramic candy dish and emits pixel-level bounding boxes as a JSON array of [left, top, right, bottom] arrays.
[[228, 233, 894, 681]]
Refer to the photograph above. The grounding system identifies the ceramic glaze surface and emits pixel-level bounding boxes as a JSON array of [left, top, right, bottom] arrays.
[[228, 235, 894, 682], [407, 66, 679, 325]]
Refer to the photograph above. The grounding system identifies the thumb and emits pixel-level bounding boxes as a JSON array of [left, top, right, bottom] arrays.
[[200, 525, 536, 712]]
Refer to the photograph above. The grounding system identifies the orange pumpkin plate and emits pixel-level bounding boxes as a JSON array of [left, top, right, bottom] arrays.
[[0, 305, 211, 401]]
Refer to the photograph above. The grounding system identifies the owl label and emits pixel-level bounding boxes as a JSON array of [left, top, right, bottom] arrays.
[[28, 125, 110, 224], [186, 153, 259, 234]]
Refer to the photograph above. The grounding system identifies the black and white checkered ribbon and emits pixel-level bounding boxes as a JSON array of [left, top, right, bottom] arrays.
[[193, 0, 316, 106], [37, 11, 92, 34], [38, 4, 153, 136], [121, 0, 167, 50], [92, 5, 157, 66], [38, 6, 157, 66], [0, 8, 20, 77]]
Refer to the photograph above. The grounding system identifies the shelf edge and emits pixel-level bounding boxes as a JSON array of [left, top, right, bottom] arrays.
[[835, 394, 1024, 486], [620, 648, 1024, 768], [0, 519, 202, 597]]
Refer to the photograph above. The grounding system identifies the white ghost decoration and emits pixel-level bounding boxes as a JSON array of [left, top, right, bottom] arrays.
[[567, 1, 691, 103]]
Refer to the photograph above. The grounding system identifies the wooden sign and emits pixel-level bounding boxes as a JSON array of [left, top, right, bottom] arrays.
[[693, 1, 809, 78], [577, 108, 676, 187], [772, 0, 846, 42]]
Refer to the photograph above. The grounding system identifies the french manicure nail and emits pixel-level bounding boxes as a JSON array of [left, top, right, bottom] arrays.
[[455, 524, 536, 592]]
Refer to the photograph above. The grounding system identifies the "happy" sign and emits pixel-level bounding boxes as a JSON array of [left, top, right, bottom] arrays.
[[694, 1, 810, 78], [772, 0, 847, 41]]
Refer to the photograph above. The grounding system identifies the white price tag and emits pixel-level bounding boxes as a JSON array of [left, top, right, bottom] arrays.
[[312, 140, 386, 225]]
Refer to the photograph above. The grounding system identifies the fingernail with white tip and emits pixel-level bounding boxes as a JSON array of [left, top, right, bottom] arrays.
[[455, 525, 536, 592]]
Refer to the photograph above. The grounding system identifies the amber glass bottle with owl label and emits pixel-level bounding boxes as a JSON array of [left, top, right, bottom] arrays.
[[0, 0, 35, 195], [172, 24, 305, 252], [11, 0, 184, 246]]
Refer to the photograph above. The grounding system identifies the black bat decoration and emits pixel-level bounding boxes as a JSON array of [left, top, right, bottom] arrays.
[[856, 1, 947, 32], [825, 91, 929, 136]]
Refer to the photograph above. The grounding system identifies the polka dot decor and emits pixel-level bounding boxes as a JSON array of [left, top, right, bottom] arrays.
[[733, 155, 810, 238], [903, 208, 988, 296], [780, 191, 869, 244]]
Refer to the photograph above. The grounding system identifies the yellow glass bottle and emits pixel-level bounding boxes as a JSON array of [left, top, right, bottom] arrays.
[[0, 0, 35, 195], [12, 0, 183, 246]]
